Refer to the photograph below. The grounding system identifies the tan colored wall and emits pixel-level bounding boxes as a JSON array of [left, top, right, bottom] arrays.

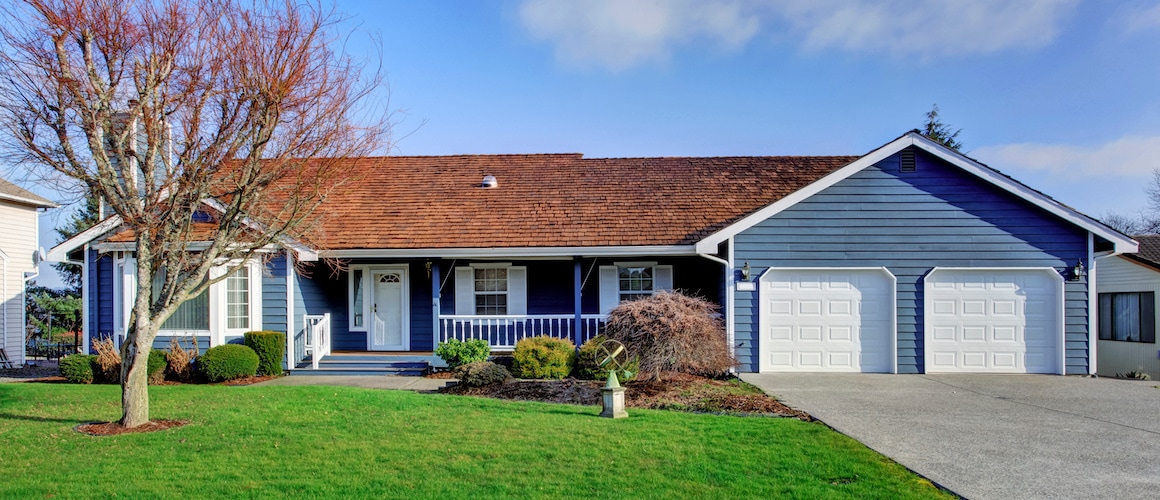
[[1095, 255, 1160, 379]]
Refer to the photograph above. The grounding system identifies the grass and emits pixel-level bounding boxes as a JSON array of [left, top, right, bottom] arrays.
[[0, 383, 951, 499]]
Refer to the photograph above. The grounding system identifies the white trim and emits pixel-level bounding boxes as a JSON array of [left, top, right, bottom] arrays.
[[81, 244, 90, 355], [924, 267, 1066, 375], [199, 198, 318, 262], [324, 245, 698, 259], [46, 216, 123, 263], [0, 191, 57, 209], [367, 265, 409, 351], [285, 250, 295, 368], [348, 266, 370, 332], [1088, 232, 1097, 375], [695, 132, 1138, 255], [726, 240, 735, 370], [219, 261, 262, 338], [757, 266, 898, 373]]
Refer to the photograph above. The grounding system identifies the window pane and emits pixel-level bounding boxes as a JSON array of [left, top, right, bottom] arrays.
[[352, 270, 364, 328], [226, 268, 250, 330], [161, 291, 209, 330], [1112, 293, 1141, 342], [618, 266, 654, 299]]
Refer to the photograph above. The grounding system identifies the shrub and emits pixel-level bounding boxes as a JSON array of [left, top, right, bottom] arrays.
[[166, 337, 199, 382], [91, 337, 121, 384], [198, 344, 259, 382], [603, 291, 736, 381], [573, 335, 638, 383], [452, 361, 512, 387], [435, 338, 491, 369], [147, 349, 167, 385], [511, 336, 575, 380], [59, 354, 95, 384], [244, 330, 286, 376]]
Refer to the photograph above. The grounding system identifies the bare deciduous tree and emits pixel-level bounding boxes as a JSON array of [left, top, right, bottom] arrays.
[[1101, 170, 1160, 236], [0, 0, 388, 428]]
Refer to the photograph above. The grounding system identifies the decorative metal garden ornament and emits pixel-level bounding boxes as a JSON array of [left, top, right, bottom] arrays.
[[596, 339, 630, 419]]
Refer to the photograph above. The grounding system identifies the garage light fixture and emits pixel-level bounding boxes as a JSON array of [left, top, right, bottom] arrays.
[[741, 261, 751, 281], [1071, 259, 1085, 281]]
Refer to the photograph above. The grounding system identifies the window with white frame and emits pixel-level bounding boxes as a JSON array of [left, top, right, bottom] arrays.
[[225, 268, 250, 330], [474, 267, 508, 315], [150, 270, 209, 331], [618, 265, 654, 300]]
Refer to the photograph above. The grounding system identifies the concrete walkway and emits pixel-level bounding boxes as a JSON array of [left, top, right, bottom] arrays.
[[742, 373, 1160, 500], [252, 375, 452, 392]]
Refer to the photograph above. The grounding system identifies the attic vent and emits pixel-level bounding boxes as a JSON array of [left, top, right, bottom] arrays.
[[900, 150, 916, 172], [481, 175, 498, 188]]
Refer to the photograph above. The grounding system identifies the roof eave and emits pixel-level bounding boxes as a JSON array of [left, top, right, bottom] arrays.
[[324, 245, 701, 259]]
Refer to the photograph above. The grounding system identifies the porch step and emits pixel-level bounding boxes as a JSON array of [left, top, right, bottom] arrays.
[[288, 354, 432, 376]]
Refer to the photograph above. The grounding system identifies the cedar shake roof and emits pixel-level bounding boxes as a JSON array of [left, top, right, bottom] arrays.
[[301, 154, 859, 250]]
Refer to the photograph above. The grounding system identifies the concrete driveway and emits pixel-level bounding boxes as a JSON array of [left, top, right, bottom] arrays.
[[741, 373, 1160, 500]]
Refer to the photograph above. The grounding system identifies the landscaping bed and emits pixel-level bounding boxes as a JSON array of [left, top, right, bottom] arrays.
[[441, 373, 810, 420]]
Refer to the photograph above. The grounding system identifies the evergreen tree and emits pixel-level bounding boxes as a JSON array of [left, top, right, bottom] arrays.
[[922, 104, 963, 151], [52, 195, 99, 292]]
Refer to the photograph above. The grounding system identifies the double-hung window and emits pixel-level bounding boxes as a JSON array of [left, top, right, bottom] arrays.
[[617, 266, 654, 301], [1099, 292, 1156, 343], [599, 263, 673, 315], [454, 264, 527, 316], [474, 268, 508, 315], [225, 268, 250, 330]]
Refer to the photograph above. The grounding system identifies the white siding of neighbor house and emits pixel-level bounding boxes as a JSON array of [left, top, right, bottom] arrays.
[[0, 200, 40, 367], [1096, 255, 1160, 379]]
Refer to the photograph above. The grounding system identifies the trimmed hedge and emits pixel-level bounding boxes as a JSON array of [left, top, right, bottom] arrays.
[[435, 338, 490, 369], [573, 335, 638, 383], [198, 344, 259, 382], [59, 354, 94, 384], [452, 361, 512, 387], [244, 330, 286, 376], [511, 336, 575, 380], [147, 349, 167, 385]]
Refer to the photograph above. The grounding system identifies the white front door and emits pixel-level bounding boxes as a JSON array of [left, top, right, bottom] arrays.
[[370, 269, 408, 351]]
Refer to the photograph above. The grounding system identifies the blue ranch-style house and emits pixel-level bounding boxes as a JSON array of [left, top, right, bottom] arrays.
[[49, 132, 1136, 375]]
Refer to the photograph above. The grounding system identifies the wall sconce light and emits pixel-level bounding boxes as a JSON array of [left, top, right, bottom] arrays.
[[741, 261, 751, 281], [1071, 259, 1085, 281], [425, 261, 433, 279]]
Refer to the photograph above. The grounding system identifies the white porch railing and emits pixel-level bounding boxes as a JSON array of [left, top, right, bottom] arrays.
[[438, 314, 606, 350], [303, 313, 331, 370]]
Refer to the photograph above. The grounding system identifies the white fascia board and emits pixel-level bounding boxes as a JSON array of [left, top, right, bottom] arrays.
[[323, 245, 699, 260], [0, 192, 58, 209], [696, 132, 1138, 254], [46, 215, 123, 262], [199, 198, 318, 262]]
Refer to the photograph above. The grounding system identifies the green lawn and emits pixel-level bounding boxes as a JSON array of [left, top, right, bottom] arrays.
[[0, 383, 949, 499]]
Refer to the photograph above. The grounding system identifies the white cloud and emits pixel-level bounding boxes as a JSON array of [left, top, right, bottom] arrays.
[[1112, 2, 1160, 34], [973, 136, 1160, 178], [519, 0, 759, 71], [518, 0, 1079, 70]]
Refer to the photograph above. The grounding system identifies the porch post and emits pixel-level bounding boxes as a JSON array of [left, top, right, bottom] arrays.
[[574, 259, 582, 347], [432, 261, 441, 350]]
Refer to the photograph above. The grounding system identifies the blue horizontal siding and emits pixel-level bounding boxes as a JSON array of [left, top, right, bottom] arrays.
[[733, 149, 1089, 374], [90, 248, 115, 352], [262, 254, 288, 334]]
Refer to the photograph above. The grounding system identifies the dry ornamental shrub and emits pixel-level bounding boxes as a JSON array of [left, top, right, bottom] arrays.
[[91, 337, 122, 384], [166, 337, 199, 382], [602, 291, 736, 381], [452, 361, 513, 387], [511, 336, 575, 379]]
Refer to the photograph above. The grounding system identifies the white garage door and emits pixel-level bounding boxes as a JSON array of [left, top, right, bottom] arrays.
[[759, 268, 896, 372], [924, 268, 1063, 374]]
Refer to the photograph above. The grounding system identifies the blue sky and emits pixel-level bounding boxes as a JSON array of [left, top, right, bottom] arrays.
[[19, 0, 1160, 287]]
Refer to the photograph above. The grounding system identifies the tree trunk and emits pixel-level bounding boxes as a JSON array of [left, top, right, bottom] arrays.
[[119, 329, 153, 428]]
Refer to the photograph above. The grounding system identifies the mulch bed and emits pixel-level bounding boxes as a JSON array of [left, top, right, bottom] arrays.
[[76, 419, 191, 436], [441, 373, 811, 420]]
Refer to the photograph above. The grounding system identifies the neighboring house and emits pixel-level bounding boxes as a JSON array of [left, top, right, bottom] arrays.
[[0, 177, 57, 368], [48, 132, 1137, 374], [1094, 235, 1160, 379]]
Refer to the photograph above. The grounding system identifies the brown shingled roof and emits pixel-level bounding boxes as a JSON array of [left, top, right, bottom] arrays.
[[1123, 234, 1160, 270], [0, 177, 56, 208], [296, 154, 857, 250]]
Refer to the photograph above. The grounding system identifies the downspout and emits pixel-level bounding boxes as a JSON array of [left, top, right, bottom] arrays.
[[285, 250, 295, 370], [82, 246, 89, 355], [698, 248, 734, 372], [0, 250, 8, 366]]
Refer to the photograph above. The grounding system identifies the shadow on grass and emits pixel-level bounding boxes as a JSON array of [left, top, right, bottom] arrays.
[[0, 412, 86, 424]]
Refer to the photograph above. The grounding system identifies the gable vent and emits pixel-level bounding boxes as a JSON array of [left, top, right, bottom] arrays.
[[900, 150, 916, 172], [481, 175, 498, 188]]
